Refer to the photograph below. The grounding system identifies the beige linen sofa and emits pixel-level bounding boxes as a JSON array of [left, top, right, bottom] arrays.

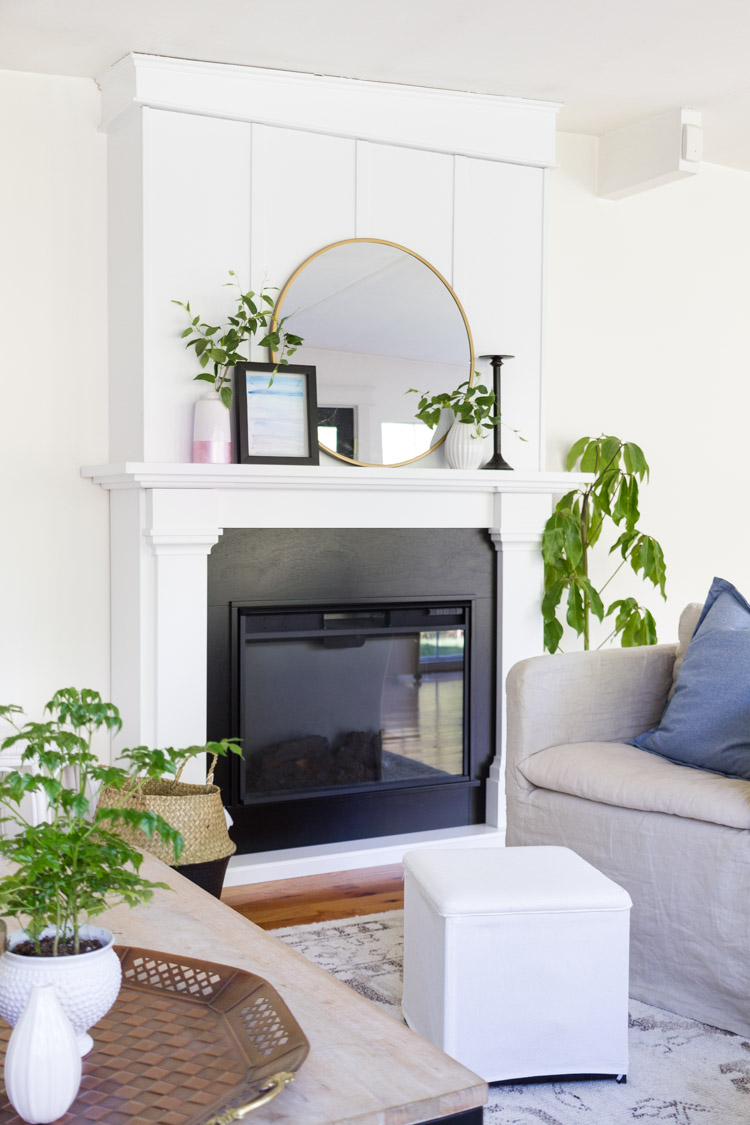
[[505, 604, 750, 1037]]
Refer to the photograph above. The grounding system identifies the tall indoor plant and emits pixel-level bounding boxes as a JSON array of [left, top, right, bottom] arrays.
[[541, 435, 667, 653]]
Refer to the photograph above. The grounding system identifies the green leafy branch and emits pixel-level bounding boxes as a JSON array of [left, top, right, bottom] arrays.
[[407, 375, 525, 442], [542, 435, 667, 654], [173, 272, 304, 409], [118, 738, 242, 793]]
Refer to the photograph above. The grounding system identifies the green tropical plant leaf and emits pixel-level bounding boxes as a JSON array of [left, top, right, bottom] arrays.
[[542, 579, 565, 620], [565, 436, 590, 471], [566, 582, 585, 633], [544, 616, 564, 653], [578, 576, 605, 621], [579, 439, 601, 473], [599, 435, 622, 473]]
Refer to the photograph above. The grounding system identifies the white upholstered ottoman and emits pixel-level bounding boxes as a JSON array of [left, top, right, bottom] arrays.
[[401, 845, 632, 1083]]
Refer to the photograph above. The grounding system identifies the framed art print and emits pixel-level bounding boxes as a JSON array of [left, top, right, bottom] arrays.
[[234, 362, 319, 466]]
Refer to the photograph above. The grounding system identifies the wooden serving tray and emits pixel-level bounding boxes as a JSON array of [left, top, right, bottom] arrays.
[[0, 946, 310, 1125]]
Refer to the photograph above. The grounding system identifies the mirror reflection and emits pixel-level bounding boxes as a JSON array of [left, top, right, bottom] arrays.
[[273, 239, 474, 466]]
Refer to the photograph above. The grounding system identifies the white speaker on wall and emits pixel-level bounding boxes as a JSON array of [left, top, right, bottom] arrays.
[[597, 107, 702, 199]]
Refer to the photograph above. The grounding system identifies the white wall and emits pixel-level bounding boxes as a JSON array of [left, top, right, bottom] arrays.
[[545, 134, 750, 645], [0, 70, 109, 723]]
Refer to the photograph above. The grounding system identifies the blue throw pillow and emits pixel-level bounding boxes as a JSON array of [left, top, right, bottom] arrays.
[[630, 577, 750, 779]]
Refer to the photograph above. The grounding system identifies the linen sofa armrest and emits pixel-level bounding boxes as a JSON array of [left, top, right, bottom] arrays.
[[506, 643, 677, 774]]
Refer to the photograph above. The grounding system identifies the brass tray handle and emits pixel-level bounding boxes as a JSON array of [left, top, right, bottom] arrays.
[[203, 1072, 296, 1123]]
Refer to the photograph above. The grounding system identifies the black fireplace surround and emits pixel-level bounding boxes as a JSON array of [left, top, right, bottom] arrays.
[[207, 528, 496, 854]]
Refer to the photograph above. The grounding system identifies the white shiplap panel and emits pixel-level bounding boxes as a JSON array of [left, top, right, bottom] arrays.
[[250, 124, 356, 351], [142, 108, 252, 462], [454, 158, 545, 470], [356, 142, 454, 279]]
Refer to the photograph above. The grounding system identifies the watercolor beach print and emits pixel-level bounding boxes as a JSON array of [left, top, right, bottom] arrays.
[[245, 372, 308, 457]]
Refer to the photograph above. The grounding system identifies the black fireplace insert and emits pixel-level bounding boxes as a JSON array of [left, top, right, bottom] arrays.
[[207, 528, 496, 853]]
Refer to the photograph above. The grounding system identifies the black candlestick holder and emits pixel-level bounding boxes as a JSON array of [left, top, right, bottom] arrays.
[[479, 354, 514, 470]]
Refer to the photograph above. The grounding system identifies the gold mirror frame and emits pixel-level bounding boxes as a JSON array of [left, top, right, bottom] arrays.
[[271, 238, 475, 467]]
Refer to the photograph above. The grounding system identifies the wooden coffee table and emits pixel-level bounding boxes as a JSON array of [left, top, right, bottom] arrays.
[[95, 855, 487, 1124]]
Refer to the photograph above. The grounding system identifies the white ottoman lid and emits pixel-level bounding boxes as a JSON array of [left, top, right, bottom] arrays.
[[403, 846, 632, 917]]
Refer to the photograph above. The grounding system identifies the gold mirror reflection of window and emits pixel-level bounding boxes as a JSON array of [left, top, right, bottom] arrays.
[[271, 238, 475, 467]]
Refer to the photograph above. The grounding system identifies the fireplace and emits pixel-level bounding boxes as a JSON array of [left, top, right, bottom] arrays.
[[208, 528, 495, 852], [84, 461, 574, 881]]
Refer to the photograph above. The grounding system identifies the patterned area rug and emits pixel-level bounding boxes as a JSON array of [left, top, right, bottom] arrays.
[[273, 910, 750, 1124]]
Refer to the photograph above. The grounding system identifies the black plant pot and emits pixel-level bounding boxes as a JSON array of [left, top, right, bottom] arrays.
[[173, 854, 231, 899]]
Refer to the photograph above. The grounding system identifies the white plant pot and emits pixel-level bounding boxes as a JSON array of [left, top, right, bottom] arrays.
[[4, 983, 82, 1123], [0, 925, 121, 1056], [430, 407, 455, 447], [445, 420, 492, 469], [193, 389, 232, 464]]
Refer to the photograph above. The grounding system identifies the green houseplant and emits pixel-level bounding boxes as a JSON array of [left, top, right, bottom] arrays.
[[408, 377, 501, 469], [0, 688, 183, 952], [0, 687, 241, 1056], [173, 271, 304, 410], [542, 435, 667, 653], [408, 377, 500, 439], [97, 737, 242, 898]]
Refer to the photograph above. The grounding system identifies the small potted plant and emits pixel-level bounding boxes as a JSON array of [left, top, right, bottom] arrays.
[[0, 687, 240, 1060], [408, 377, 500, 469], [97, 738, 243, 899], [173, 271, 304, 464]]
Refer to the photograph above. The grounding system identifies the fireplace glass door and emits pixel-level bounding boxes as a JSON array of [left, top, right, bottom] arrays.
[[236, 603, 469, 802]]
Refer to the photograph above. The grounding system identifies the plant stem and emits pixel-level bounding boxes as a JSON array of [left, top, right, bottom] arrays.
[[581, 487, 592, 651], [596, 628, 618, 650], [599, 555, 628, 595]]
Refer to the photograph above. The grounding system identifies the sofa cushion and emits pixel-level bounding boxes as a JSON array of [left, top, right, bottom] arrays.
[[631, 577, 750, 779], [519, 740, 750, 829], [667, 601, 702, 700]]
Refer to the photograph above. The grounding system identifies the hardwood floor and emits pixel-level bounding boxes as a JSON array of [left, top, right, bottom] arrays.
[[221, 864, 404, 930]]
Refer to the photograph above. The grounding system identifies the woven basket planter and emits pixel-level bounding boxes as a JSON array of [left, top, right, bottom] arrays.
[[97, 778, 236, 868]]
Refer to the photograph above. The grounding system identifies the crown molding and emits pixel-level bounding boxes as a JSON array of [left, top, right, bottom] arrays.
[[98, 52, 560, 167]]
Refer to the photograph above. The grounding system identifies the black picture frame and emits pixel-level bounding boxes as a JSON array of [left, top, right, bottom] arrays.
[[234, 362, 319, 466]]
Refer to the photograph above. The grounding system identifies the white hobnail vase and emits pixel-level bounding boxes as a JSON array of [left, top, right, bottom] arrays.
[[0, 925, 121, 1056], [193, 388, 232, 464], [445, 420, 492, 469], [4, 983, 82, 1123]]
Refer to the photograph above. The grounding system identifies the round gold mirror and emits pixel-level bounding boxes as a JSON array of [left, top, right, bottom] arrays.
[[272, 238, 475, 467]]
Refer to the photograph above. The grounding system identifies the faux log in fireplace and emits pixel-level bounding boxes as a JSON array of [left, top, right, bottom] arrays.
[[207, 528, 496, 853]]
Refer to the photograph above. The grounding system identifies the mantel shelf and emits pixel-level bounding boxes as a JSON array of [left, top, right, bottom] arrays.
[[81, 462, 588, 495]]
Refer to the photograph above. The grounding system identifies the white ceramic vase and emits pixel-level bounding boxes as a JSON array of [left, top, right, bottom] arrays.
[[193, 389, 232, 464], [0, 925, 121, 1056], [445, 420, 492, 469], [430, 407, 455, 448], [4, 983, 82, 1123]]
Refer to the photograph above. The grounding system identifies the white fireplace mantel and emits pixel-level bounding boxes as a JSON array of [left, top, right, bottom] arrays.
[[83, 462, 585, 883], [83, 461, 581, 498]]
